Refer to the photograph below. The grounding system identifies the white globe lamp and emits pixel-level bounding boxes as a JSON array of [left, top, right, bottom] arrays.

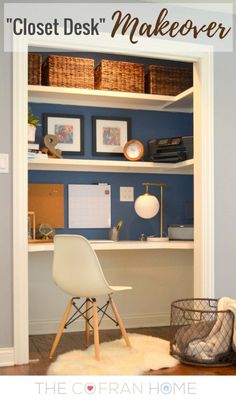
[[134, 193, 159, 219]]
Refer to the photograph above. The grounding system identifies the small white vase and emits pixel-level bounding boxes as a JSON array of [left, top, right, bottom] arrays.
[[28, 124, 36, 143]]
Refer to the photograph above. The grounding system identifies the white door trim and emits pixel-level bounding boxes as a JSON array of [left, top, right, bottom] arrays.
[[12, 36, 214, 365], [193, 51, 215, 297], [13, 39, 29, 365]]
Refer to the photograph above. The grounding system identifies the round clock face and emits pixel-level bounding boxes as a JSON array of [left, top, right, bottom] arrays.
[[123, 140, 144, 161]]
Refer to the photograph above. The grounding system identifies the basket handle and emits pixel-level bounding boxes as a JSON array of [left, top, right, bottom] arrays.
[[183, 310, 203, 321]]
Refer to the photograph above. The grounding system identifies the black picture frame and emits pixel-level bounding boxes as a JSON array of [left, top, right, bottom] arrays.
[[43, 113, 84, 155], [92, 116, 131, 157]]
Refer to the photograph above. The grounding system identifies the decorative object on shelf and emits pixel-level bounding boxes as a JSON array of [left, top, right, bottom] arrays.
[[123, 139, 144, 161], [38, 223, 55, 240], [28, 107, 41, 143], [42, 55, 94, 89], [134, 182, 169, 242], [116, 219, 123, 232], [168, 225, 194, 240], [109, 219, 123, 241], [43, 113, 84, 154], [109, 227, 119, 241], [28, 53, 42, 85], [139, 233, 147, 241], [43, 134, 62, 159], [95, 59, 145, 93], [147, 136, 193, 163], [146, 65, 193, 96], [92, 116, 131, 157], [28, 211, 36, 241]]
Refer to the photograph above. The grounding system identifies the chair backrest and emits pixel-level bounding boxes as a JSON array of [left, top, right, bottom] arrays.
[[52, 235, 111, 297]]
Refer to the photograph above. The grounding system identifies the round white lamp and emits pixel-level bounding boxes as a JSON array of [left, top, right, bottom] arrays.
[[134, 183, 169, 242], [135, 193, 159, 219]]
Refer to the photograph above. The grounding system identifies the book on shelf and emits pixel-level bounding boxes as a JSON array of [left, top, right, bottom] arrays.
[[28, 142, 40, 150], [28, 151, 48, 160]]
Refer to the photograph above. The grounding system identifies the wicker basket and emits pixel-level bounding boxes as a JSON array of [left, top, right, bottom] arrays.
[[28, 53, 42, 85], [42, 55, 94, 89], [146, 65, 193, 96], [170, 298, 236, 366], [95, 60, 145, 93]]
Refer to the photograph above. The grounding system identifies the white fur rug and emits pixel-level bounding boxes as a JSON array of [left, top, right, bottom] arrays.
[[48, 334, 179, 375]]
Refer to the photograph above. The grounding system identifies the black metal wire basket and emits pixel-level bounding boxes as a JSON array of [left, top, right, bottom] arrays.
[[170, 298, 236, 366]]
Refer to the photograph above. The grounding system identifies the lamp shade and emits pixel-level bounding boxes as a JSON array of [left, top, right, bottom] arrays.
[[134, 193, 160, 219]]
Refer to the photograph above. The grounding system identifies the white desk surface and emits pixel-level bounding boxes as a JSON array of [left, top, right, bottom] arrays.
[[28, 240, 194, 253]]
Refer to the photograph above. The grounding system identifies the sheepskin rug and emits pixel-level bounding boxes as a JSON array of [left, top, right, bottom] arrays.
[[48, 333, 179, 375]]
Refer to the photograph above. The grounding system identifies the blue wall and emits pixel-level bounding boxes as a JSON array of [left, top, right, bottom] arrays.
[[29, 103, 193, 240]]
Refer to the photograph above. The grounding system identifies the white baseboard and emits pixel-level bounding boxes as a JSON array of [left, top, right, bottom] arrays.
[[0, 347, 15, 367], [29, 312, 170, 335]]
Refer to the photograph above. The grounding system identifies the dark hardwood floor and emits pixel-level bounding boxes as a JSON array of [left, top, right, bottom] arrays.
[[0, 327, 236, 375]]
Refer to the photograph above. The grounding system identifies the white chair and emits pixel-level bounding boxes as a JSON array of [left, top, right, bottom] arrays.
[[49, 234, 132, 360]]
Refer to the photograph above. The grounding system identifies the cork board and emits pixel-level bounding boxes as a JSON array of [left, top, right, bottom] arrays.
[[28, 184, 64, 228]]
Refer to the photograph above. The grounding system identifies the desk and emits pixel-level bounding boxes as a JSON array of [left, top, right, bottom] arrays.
[[28, 240, 194, 335], [28, 240, 194, 253]]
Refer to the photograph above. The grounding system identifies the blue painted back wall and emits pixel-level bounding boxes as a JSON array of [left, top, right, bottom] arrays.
[[29, 103, 193, 240]]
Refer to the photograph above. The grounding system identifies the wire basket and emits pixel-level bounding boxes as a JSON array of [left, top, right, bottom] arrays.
[[170, 298, 236, 366]]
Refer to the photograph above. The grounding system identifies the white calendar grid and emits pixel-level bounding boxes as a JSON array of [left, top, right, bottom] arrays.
[[68, 184, 111, 228]]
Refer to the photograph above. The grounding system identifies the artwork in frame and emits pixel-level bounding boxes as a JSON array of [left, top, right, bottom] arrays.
[[92, 116, 131, 157], [43, 113, 84, 154]]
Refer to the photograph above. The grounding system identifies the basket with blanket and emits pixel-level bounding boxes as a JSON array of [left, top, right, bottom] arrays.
[[170, 298, 236, 366]]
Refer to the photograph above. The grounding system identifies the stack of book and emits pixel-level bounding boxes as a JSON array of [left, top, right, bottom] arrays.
[[28, 143, 48, 160]]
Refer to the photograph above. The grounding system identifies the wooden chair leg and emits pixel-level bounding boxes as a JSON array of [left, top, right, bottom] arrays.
[[49, 299, 73, 359], [92, 301, 100, 361], [109, 297, 131, 348], [85, 298, 91, 348]]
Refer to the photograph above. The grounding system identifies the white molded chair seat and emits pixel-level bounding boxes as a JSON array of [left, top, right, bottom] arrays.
[[49, 234, 132, 360]]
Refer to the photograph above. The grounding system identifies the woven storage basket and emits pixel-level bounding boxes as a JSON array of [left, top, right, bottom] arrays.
[[42, 55, 94, 89], [95, 60, 145, 93], [146, 65, 193, 96], [170, 298, 236, 366], [28, 53, 42, 85]]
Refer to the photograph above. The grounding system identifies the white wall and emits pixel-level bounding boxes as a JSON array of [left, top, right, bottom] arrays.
[[214, 35, 236, 297], [0, 0, 13, 348]]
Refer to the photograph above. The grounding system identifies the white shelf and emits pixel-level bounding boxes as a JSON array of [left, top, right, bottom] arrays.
[[164, 87, 193, 113], [28, 157, 193, 175], [28, 85, 193, 113], [28, 240, 194, 253]]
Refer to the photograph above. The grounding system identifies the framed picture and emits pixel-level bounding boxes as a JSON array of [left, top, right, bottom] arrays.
[[92, 116, 131, 156], [43, 113, 84, 154]]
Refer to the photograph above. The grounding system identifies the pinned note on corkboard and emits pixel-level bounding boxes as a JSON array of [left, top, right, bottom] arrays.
[[28, 184, 64, 228]]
